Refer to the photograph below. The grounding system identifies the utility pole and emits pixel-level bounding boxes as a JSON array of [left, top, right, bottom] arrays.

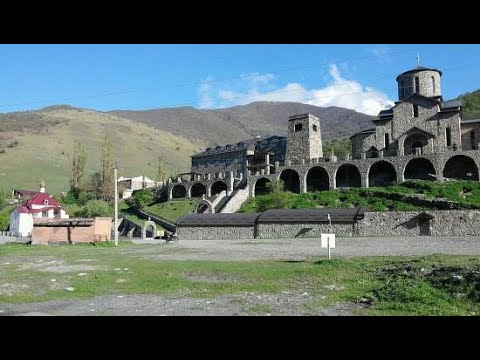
[[114, 163, 119, 246]]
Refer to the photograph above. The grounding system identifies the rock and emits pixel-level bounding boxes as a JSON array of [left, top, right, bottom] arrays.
[[65, 287, 74, 291]]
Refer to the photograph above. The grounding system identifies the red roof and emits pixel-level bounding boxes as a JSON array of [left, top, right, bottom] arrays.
[[24, 193, 59, 207], [15, 192, 62, 215]]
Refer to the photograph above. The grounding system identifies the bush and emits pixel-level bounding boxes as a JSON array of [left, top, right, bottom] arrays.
[[127, 189, 154, 209], [0, 206, 14, 231]]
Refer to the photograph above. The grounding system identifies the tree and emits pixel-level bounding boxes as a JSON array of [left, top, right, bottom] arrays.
[[79, 199, 113, 218], [127, 189, 153, 209], [156, 155, 166, 182], [100, 134, 114, 201], [70, 140, 88, 193]]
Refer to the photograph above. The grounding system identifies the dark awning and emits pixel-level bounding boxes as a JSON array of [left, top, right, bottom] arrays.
[[257, 208, 365, 223], [177, 213, 262, 227]]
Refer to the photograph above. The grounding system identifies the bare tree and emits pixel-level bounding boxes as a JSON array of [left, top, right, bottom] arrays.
[[100, 134, 114, 201], [156, 155, 166, 182], [70, 140, 88, 192]]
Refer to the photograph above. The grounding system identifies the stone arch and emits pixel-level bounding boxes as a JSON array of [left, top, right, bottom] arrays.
[[210, 180, 227, 196], [196, 198, 214, 213], [366, 146, 378, 159], [171, 184, 187, 199], [404, 158, 436, 181], [142, 220, 156, 239], [404, 133, 429, 155], [190, 183, 207, 197], [368, 161, 397, 187], [306, 166, 329, 192], [279, 169, 300, 193], [335, 164, 361, 188], [254, 177, 271, 196], [443, 155, 479, 181]]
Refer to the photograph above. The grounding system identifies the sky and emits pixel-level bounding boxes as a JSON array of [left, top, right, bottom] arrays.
[[0, 44, 480, 116]]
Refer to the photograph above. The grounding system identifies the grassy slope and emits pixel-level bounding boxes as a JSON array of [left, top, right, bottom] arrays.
[[144, 200, 197, 221], [239, 180, 480, 213], [0, 109, 203, 194], [0, 244, 478, 316]]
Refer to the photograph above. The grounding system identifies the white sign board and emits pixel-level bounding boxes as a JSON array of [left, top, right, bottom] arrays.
[[321, 233, 335, 248]]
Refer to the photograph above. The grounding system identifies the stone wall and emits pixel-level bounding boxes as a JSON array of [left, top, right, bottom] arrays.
[[176, 226, 255, 240], [360, 210, 480, 237], [461, 122, 480, 150], [256, 223, 358, 239]]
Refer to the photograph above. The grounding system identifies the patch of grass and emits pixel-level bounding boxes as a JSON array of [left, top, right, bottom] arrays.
[[145, 200, 197, 221], [0, 244, 478, 315], [239, 180, 480, 213]]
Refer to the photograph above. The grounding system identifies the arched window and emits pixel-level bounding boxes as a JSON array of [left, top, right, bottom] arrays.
[[415, 76, 420, 93], [385, 133, 390, 151], [446, 127, 452, 147], [413, 104, 419, 118], [432, 76, 436, 93], [470, 130, 476, 150]]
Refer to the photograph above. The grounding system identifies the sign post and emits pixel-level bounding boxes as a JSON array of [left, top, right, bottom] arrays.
[[320, 233, 335, 260], [321, 213, 335, 260]]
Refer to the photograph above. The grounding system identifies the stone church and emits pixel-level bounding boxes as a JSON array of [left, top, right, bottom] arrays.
[[350, 66, 478, 158]]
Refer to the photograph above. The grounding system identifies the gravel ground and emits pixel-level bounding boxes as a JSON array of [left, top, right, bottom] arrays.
[[1, 236, 479, 316], [133, 236, 480, 261]]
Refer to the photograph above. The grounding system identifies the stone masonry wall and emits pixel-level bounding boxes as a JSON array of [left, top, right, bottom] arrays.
[[461, 122, 480, 150], [360, 210, 480, 237], [177, 226, 255, 240], [257, 223, 358, 239]]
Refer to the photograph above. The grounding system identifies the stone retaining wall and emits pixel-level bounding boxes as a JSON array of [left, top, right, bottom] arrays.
[[176, 226, 255, 240], [256, 223, 358, 239], [360, 210, 480, 237]]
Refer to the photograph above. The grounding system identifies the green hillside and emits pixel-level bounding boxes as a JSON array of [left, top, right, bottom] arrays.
[[458, 90, 480, 120], [0, 108, 203, 193]]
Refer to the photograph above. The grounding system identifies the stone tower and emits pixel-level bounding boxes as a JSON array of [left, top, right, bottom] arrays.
[[285, 113, 323, 164], [396, 66, 442, 101]]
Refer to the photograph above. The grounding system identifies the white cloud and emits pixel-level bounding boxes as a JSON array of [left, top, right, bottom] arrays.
[[369, 45, 391, 64], [198, 65, 394, 116]]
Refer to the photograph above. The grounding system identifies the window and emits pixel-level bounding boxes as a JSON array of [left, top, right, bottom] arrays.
[[54, 209, 60, 218], [446, 127, 452, 147], [415, 77, 420, 93], [312, 124, 318, 132], [413, 104, 419, 118], [385, 133, 390, 151], [41, 211, 48, 218], [44, 199, 49, 205], [294, 123, 303, 132], [432, 76, 436, 93], [470, 130, 476, 149], [399, 80, 405, 98]]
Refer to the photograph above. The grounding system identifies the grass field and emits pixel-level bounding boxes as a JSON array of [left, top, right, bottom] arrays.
[[0, 243, 478, 315]]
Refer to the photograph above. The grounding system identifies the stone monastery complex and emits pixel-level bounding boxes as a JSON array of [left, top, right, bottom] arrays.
[[161, 66, 480, 214]]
